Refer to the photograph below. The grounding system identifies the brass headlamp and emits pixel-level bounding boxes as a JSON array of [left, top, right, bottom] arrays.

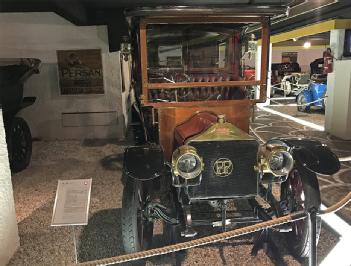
[[172, 145, 203, 180], [257, 141, 294, 177]]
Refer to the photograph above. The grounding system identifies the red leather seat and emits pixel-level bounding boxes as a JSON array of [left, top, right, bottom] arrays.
[[174, 112, 218, 147]]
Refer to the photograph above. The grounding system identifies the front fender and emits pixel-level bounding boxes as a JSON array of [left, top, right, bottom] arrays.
[[123, 145, 166, 181], [273, 138, 340, 175]]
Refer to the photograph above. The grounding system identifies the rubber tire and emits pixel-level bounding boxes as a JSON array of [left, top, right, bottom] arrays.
[[7, 117, 32, 173], [121, 179, 154, 256], [282, 165, 322, 258], [271, 86, 276, 97], [297, 93, 308, 112], [285, 80, 292, 96]]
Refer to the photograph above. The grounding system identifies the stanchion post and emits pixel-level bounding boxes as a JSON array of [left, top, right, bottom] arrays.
[[72, 226, 78, 264], [308, 208, 317, 266]]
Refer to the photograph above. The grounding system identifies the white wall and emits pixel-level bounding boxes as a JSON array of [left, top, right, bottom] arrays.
[[0, 12, 126, 140], [272, 48, 325, 72], [0, 110, 20, 265]]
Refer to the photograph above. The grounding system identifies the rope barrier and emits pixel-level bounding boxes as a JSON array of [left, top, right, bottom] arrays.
[[267, 96, 326, 107], [75, 192, 351, 266]]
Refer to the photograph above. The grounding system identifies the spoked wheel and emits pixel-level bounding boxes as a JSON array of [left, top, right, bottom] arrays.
[[121, 179, 154, 258], [297, 93, 309, 112], [281, 166, 321, 258], [7, 117, 32, 172]]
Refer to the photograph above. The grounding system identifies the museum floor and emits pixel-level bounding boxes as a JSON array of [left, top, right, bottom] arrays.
[[8, 106, 351, 266]]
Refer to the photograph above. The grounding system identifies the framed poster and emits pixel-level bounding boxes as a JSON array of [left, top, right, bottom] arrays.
[[282, 52, 298, 63], [57, 49, 104, 95]]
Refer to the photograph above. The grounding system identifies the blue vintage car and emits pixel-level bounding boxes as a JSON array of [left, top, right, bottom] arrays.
[[296, 81, 327, 112]]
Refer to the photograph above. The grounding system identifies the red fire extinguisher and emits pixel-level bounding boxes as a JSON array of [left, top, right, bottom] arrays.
[[323, 48, 333, 74]]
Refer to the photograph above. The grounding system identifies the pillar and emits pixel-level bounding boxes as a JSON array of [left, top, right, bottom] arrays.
[[0, 109, 20, 265], [325, 29, 351, 140]]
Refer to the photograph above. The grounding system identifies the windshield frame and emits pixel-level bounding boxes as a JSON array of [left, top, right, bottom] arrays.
[[139, 16, 270, 107]]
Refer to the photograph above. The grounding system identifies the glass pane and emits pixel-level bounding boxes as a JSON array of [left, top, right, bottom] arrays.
[[146, 23, 258, 102]]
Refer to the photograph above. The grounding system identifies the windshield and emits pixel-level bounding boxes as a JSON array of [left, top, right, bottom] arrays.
[[143, 22, 260, 103]]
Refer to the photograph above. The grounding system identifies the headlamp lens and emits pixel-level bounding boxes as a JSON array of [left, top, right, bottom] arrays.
[[268, 150, 293, 176], [178, 154, 197, 173]]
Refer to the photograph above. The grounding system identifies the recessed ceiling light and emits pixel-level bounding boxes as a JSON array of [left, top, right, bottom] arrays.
[[303, 41, 311, 49]]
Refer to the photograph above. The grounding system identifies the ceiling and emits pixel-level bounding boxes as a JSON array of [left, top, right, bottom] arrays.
[[0, 0, 350, 51], [269, 0, 351, 35], [0, 1, 291, 25], [273, 32, 330, 47]]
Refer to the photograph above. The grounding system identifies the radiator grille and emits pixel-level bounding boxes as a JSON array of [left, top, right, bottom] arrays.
[[188, 140, 259, 200]]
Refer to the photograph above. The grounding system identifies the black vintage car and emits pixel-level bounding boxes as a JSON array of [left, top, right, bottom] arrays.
[[118, 4, 341, 264], [0, 58, 40, 172]]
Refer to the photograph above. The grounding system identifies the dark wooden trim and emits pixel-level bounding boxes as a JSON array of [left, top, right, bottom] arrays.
[[260, 17, 270, 102], [147, 80, 261, 89], [139, 22, 148, 100], [144, 99, 253, 108]]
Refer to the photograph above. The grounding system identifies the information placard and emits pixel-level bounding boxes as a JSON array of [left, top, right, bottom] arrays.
[[51, 179, 92, 226]]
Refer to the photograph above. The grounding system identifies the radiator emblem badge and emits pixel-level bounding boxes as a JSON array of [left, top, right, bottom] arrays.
[[213, 158, 233, 177]]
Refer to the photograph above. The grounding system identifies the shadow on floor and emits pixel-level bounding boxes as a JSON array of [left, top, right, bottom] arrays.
[[82, 139, 131, 147], [100, 153, 124, 171], [78, 208, 185, 265], [78, 208, 124, 262]]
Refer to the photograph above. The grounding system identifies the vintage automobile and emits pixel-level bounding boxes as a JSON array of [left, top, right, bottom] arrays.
[[295, 56, 328, 112], [276, 72, 310, 96], [0, 58, 40, 172], [271, 62, 302, 93], [297, 79, 327, 112], [120, 4, 340, 263]]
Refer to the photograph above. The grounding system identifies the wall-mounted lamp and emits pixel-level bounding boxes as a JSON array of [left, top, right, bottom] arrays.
[[120, 36, 131, 61]]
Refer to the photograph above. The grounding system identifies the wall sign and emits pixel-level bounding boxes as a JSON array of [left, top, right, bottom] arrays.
[[281, 52, 298, 63], [57, 49, 104, 95], [51, 179, 92, 226]]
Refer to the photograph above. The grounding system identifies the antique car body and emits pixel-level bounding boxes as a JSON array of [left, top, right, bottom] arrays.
[[271, 62, 301, 89], [295, 57, 329, 112], [277, 72, 310, 96], [0, 58, 40, 172], [297, 79, 327, 112], [120, 3, 341, 262]]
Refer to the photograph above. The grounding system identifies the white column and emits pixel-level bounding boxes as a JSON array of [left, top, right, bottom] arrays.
[[0, 110, 20, 265], [255, 43, 272, 105], [325, 29, 351, 140], [330, 29, 345, 60], [255, 45, 261, 100]]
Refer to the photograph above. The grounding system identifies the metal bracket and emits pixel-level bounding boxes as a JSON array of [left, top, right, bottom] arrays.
[[145, 202, 179, 225], [308, 207, 318, 266], [181, 206, 198, 238]]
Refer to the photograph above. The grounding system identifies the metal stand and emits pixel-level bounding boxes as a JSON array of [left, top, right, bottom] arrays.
[[308, 208, 317, 266], [72, 226, 78, 264]]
